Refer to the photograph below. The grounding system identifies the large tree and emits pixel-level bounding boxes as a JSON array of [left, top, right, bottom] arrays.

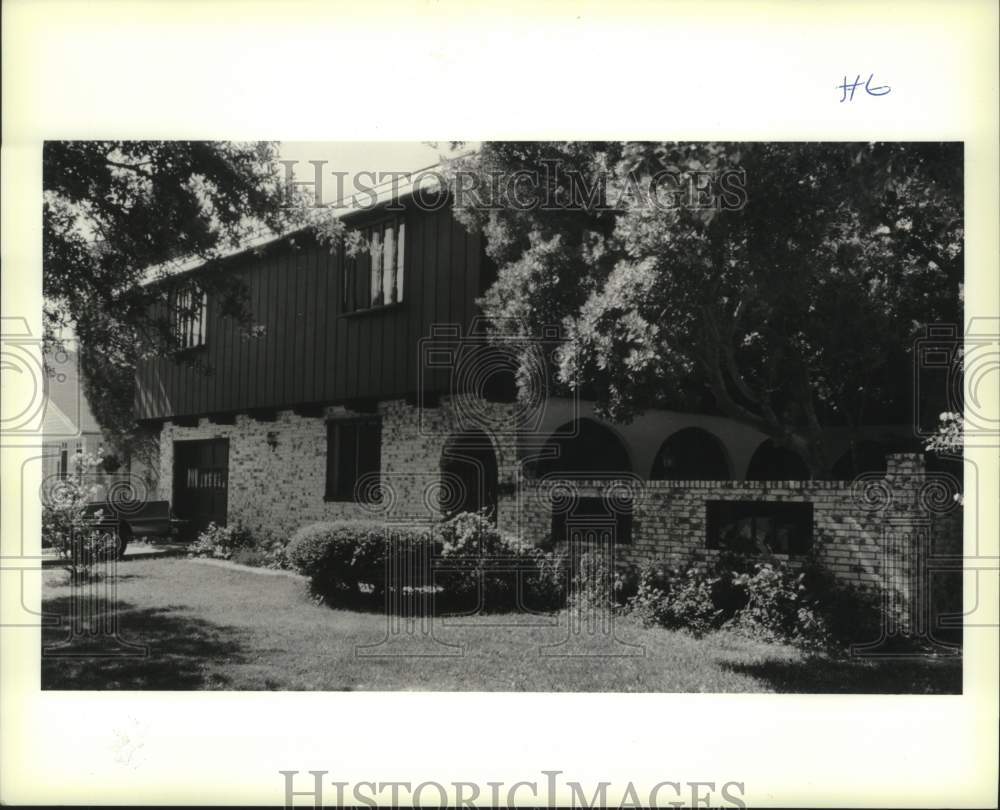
[[43, 141, 298, 465], [447, 142, 963, 476]]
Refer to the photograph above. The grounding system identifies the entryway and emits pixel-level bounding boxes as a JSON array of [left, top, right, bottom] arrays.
[[173, 438, 229, 539]]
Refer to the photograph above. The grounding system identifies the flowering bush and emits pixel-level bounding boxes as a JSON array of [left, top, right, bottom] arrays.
[[41, 451, 116, 583], [191, 522, 288, 569], [623, 562, 723, 637], [622, 552, 885, 651]]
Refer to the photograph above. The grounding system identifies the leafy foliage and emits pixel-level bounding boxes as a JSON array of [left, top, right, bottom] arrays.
[[41, 451, 117, 582], [436, 511, 567, 610], [622, 553, 883, 650], [43, 141, 301, 461], [449, 142, 963, 475], [286, 513, 568, 611], [191, 521, 288, 569]]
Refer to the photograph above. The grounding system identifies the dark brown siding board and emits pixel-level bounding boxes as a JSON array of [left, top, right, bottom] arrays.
[[334, 247, 349, 401], [265, 254, 280, 407], [310, 245, 325, 402], [214, 295, 225, 412], [291, 248, 307, 403], [136, 205, 492, 419], [322, 247, 339, 401], [421, 206, 438, 394], [435, 207, 454, 393], [300, 246, 316, 402], [283, 251, 297, 404], [403, 207, 419, 395], [451, 219, 467, 342], [242, 267, 255, 410]]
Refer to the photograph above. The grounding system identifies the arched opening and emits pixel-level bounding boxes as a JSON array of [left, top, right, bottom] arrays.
[[440, 430, 499, 519], [831, 440, 890, 479], [535, 418, 631, 478], [745, 439, 810, 481], [650, 427, 731, 480]]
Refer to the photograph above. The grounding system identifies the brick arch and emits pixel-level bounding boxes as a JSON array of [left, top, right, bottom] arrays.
[[745, 438, 810, 481], [649, 426, 732, 480], [534, 418, 632, 478]]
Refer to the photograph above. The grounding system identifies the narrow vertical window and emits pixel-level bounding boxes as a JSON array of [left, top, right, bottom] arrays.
[[171, 286, 207, 349], [395, 221, 405, 303], [326, 418, 382, 501], [340, 215, 406, 313]]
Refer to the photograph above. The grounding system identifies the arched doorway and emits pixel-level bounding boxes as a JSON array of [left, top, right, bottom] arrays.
[[745, 439, 810, 480], [650, 427, 731, 480], [439, 430, 499, 519]]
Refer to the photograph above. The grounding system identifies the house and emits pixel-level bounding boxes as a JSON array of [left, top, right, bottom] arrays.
[[41, 349, 106, 481], [134, 185, 961, 625]]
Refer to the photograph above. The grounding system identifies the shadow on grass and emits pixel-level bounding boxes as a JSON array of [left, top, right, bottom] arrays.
[[42, 597, 246, 690], [722, 655, 962, 694]]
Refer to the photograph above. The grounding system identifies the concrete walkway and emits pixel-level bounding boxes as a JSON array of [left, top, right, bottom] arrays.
[[40, 541, 191, 568]]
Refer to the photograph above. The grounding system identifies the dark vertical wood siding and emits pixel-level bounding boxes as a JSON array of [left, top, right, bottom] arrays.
[[136, 204, 486, 420]]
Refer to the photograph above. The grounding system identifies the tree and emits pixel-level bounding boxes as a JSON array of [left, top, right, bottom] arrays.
[[43, 141, 299, 465], [448, 142, 963, 476]]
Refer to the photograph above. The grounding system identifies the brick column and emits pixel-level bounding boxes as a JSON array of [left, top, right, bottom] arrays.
[[852, 453, 961, 657]]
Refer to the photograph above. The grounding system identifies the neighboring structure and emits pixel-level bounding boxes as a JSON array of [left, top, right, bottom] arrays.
[[135, 189, 962, 624], [41, 349, 106, 481]]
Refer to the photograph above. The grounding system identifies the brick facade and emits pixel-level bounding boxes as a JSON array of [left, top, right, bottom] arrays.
[[156, 398, 962, 625], [156, 395, 522, 538]]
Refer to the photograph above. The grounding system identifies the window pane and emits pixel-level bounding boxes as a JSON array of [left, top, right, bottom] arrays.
[[342, 248, 353, 310], [383, 225, 395, 305], [336, 424, 358, 497], [355, 242, 370, 310], [370, 228, 382, 306], [395, 222, 405, 303]]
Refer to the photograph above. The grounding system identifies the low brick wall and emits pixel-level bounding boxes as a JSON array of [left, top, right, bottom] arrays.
[[503, 453, 962, 629]]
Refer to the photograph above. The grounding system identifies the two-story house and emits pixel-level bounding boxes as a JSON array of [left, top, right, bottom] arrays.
[[135, 186, 955, 605]]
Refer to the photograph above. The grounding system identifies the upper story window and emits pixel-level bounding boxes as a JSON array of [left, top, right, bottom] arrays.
[[342, 216, 406, 313], [172, 286, 208, 349]]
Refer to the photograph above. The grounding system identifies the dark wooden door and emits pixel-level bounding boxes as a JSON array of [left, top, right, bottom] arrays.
[[173, 439, 229, 538]]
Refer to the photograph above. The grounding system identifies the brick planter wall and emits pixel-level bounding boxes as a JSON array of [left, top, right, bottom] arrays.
[[505, 453, 962, 631]]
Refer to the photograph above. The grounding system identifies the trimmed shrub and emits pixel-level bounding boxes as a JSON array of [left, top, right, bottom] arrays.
[[287, 513, 569, 612], [287, 520, 440, 604]]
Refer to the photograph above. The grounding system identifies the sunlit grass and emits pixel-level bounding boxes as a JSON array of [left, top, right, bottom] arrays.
[[42, 559, 960, 693]]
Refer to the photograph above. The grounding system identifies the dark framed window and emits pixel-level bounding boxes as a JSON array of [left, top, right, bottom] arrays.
[[551, 495, 633, 545], [326, 418, 382, 501], [706, 500, 814, 555], [171, 286, 208, 349], [341, 216, 406, 313]]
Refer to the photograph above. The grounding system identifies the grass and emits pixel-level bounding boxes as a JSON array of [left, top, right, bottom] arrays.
[[41, 558, 961, 693]]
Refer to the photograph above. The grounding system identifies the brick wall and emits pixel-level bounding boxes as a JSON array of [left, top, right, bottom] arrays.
[[157, 402, 962, 626], [505, 454, 962, 626], [157, 395, 521, 538]]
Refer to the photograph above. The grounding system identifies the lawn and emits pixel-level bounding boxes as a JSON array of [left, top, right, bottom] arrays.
[[41, 558, 961, 693]]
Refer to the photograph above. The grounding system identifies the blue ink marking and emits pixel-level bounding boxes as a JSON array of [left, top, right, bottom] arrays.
[[839, 73, 891, 102]]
